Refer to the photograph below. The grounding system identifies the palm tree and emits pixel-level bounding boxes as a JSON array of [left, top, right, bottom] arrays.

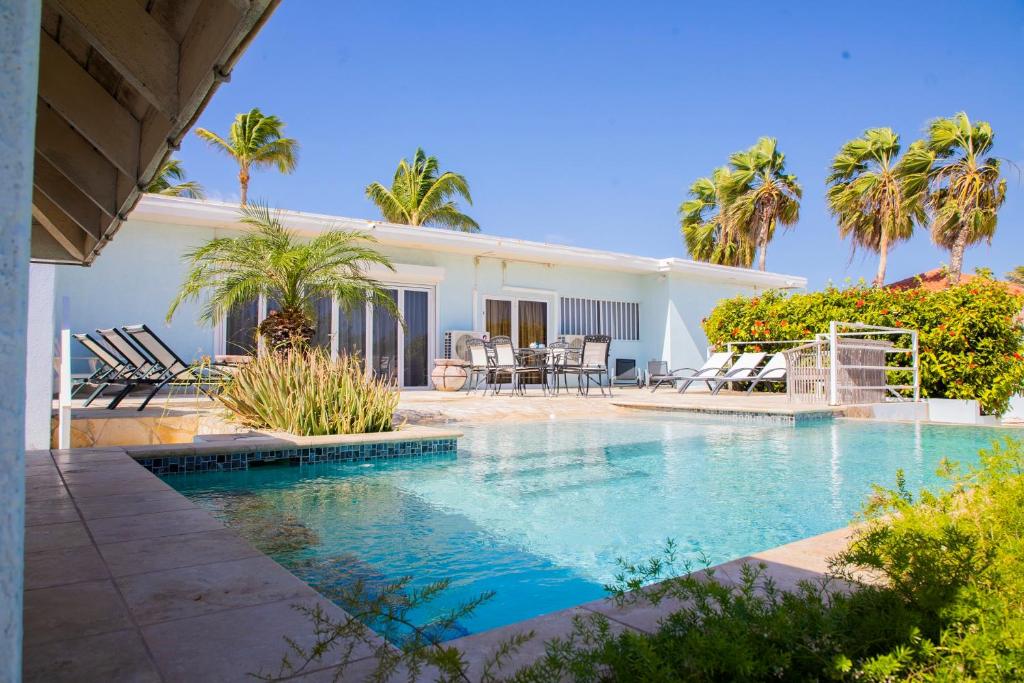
[[679, 167, 753, 267], [167, 203, 398, 349], [1006, 266, 1024, 287], [365, 148, 479, 232], [146, 158, 205, 199], [195, 108, 298, 205], [826, 128, 925, 286], [903, 112, 1007, 285], [721, 138, 802, 271]]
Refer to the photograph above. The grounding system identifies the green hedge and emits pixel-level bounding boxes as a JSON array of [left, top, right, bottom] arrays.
[[702, 277, 1024, 415]]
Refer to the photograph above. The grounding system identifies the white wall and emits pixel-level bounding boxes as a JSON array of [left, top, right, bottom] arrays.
[[25, 264, 55, 450], [55, 219, 775, 382]]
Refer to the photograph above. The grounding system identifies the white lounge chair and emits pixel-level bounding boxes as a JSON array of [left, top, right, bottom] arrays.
[[724, 353, 788, 394], [704, 352, 769, 395], [666, 352, 734, 393]]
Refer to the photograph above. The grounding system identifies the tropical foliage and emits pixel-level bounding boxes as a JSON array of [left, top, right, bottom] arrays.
[[365, 148, 479, 232], [679, 167, 753, 267], [217, 349, 398, 435], [146, 157, 205, 199], [721, 137, 802, 272], [703, 276, 1024, 415], [510, 438, 1024, 682], [901, 112, 1007, 285], [196, 108, 298, 205], [1007, 266, 1024, 287], [827, 128, 925, 286], [166, 203, 397, 348]]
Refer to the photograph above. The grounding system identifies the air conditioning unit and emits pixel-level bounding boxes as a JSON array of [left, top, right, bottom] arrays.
[[559, 335, 585, 349], [444, 330, 488, 360]]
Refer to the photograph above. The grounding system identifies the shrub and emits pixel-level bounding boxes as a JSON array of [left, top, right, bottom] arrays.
[[702, 276, 1024, 415], [511, 438, 1024, 682], [216, 348, 398, 435]]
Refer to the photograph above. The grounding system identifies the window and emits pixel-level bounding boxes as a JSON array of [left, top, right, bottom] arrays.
[[559, 297, 639, 340]]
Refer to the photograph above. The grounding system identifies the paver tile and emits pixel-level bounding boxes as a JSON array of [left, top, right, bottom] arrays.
[[25, 544, 109, 589], [24, 520, 91, 553], [100, 528, 262, 577], [86, 506, 221, 544], [23, 628, 161, 683], [23, 579, 133, 646], [75, 488, 197, 520]]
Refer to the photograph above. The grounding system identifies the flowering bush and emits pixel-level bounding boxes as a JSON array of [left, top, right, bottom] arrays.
[[702, 276, 1024, 415]]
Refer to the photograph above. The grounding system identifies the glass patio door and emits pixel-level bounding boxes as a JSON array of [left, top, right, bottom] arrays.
[[335, 286, 432, 388]]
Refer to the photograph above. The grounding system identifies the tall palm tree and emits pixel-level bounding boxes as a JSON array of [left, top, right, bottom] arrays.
[[365, 148, 479, 232], [826, 128, 925, 286], [679, 167, 753, 267], [195, 108, 298, 205], [146, 158, 205, 199], [903, 112, 1007, 285], [1006, 266, 1024, 287], [722, 137, 802, 271], [167, 203, 398, 349]]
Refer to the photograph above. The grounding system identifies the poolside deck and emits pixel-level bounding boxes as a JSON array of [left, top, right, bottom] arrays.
[[24, 435, 855, 681]]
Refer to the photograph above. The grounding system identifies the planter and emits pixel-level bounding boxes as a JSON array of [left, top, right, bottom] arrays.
[[431, 358, 469, 391]]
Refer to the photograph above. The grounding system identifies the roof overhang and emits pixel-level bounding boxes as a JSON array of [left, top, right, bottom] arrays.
[[129, 194, 809, 289], [30, 0, 280, 265]]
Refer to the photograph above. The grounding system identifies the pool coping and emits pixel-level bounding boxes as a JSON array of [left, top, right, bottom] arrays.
[[25, 433, 857, 681], [611, 399, 840, 423]]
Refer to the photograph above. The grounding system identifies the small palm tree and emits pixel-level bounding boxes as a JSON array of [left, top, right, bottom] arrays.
[[365, 148, 479, 232], [1006, 266, 1024, 287], [826, 128, 925, 286], [722, 138, 802, 271], [167, 203, 398, 349], [902, 112, 1007, 285], [679, 167, 753, 267], [146, 158, 205, 199], [195, 108, 298, 205]]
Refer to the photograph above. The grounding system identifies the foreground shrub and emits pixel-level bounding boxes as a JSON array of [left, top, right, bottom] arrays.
[[703, 275, 1024, 414], [512, 439, 1024, 682], [217, 349, 398, 435]]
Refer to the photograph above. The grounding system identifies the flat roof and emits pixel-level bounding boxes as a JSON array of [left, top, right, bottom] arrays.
[[129, 194, 807, 289]]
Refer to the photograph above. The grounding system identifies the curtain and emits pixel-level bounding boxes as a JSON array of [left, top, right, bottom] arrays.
[[225, 299, 258, 355], [486, 300, 512, 338], [518, 300, 547, 348], [403, 290, 429, 386]]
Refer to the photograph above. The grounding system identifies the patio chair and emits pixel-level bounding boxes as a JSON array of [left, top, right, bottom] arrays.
[[120, 324, 231, 410], [97, 327, 162, 379], [546, 341, 571, 395], [666, 352, 734, 393], [712, 353, 787, 394], [71, 333, 136, 407], [488, 335, 531, 395], [562, 334, 612, 396], [693, 352, 767, 395], [465, 337, 492, 394]]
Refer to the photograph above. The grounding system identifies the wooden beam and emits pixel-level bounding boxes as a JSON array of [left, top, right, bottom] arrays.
[[47, 0, 180, 119], [32, 194, 89, 262], [178, 1, 246, 110], [35, 101, 120, 216], [33, 153, 109, 241], [38, 31, 140, 177]]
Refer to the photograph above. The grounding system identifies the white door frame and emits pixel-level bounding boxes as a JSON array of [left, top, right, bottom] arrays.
[[481, 294, 553, 346]]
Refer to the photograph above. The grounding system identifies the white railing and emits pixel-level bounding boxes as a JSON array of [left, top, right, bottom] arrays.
[[781, 322, 919, 406]]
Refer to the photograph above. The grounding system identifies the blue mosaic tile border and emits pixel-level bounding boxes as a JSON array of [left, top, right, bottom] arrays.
[[138, 437, 458, 476]]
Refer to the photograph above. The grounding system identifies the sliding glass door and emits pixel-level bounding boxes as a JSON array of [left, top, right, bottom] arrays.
[[483, 297, 549, 347], [334, 286, 432, 388]]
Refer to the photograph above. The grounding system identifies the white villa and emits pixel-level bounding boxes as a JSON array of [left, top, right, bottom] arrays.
[[49, 195, 806, 389]]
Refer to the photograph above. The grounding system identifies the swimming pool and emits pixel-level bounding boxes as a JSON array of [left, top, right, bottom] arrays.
[[165, 416, 1007, 639]]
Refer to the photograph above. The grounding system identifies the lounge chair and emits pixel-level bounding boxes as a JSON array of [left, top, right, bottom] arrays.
[[665, 352, 734, 393], [712, 353, 787, 394], [700, 352, 767, 395], [562, 334, 612, 396], [97, 327, 162, 380], [71, 333, 136, 407], [121, 324, 230, 410]]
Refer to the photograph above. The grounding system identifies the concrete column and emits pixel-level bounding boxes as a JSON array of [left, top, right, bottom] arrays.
[[0, 0, 40, 679], [25, 264, 55, 450]]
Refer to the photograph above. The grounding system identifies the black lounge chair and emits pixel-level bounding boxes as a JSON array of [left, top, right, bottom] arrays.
[[121, 324, 231, 410], [71, 333, 136, 407]]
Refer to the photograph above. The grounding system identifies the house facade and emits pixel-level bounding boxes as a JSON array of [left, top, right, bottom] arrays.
[[53, 195, 806, 386]]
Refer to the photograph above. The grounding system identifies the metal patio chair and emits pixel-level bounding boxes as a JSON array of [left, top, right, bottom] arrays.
[[562, 334, 612, 396], [465, 337, 493, 394], [672, 351, 735, 394], [71, 333, 137, 407], [488, 335, 530, 396]]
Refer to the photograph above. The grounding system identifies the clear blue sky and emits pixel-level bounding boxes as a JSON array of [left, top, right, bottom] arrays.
[[178, 1, 1024, 289]]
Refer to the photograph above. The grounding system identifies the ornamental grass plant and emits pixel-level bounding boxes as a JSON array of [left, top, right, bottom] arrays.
[[216, 348, 398, 436]]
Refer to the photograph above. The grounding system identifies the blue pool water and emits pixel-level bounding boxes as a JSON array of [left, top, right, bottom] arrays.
[[165, 416, 1009, 639]]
